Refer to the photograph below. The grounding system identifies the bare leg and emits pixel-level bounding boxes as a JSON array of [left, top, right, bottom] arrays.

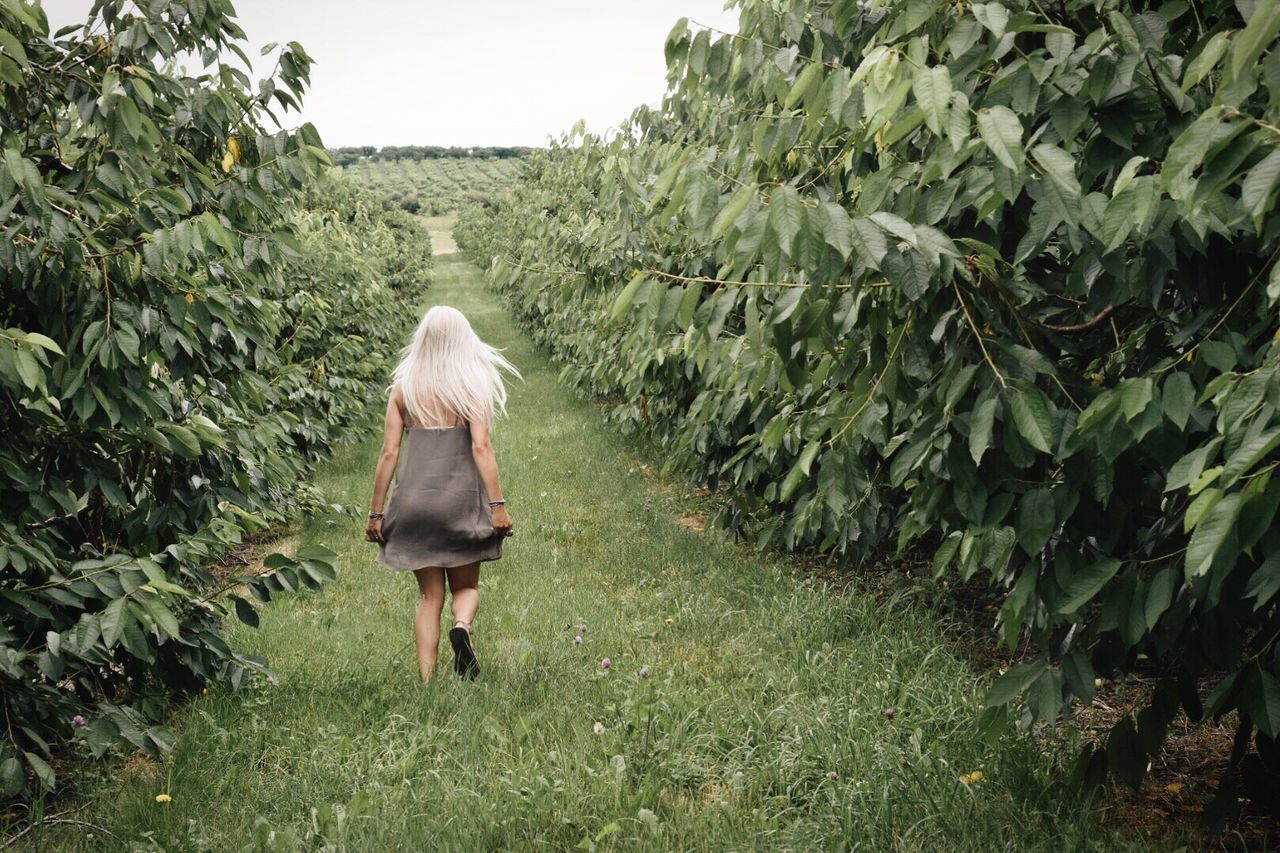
[[412, 566, 446, 681], [446, 561, 481, 633]]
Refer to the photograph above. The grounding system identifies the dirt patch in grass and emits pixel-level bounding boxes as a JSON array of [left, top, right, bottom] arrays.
[[208, 525, 301, 599]]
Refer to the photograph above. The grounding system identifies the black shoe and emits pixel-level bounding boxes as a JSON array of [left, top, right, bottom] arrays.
[[449, 623, 479, 679]]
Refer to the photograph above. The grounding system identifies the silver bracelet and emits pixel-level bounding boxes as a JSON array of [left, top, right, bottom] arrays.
[[488, 499, 506, 506]]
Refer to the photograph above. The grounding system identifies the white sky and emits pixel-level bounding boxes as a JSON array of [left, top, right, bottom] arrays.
[[39, 0, 740, 148]]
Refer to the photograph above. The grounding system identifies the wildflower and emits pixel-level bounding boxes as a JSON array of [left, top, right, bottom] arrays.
[[71, 715, 86, 728], [600, 657, 611, 669], [883, 708, 895, 720], [155, 793, 172, 804], [638, 665, 650, 678], [664, 617, 674, 624], [960, 770, 984, 785], [593, 722, 605, 734], [1094, 678, 1103, 689], [574, 635, 582, 645]]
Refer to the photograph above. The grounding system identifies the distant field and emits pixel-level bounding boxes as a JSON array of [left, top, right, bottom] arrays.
[[340, 156, 525, 216]]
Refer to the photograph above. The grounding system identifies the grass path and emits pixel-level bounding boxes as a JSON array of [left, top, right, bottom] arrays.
[[29, 256, 1129, 851]]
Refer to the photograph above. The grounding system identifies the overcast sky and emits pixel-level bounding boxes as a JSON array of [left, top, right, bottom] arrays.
[[39, 1, 739, 148]]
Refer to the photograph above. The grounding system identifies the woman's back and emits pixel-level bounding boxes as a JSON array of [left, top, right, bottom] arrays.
[[396, 383, 468, 430]]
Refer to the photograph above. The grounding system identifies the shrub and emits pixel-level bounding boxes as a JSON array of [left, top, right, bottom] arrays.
[[459, 0, 1280, 821], [0, 1, 428, 799]]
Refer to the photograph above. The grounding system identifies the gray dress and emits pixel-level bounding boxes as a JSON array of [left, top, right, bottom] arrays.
[[376, 424, 503, 571]]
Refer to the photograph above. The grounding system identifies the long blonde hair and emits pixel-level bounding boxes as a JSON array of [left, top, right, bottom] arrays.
[[390, 305, 522, 428]]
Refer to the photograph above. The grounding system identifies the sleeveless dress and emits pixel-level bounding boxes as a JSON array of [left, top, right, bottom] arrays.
[[376, 423, 504, 571]]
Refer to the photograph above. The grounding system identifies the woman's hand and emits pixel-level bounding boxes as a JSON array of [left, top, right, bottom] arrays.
[[491, 505, 514, 537], [365, 518, 384, 543]]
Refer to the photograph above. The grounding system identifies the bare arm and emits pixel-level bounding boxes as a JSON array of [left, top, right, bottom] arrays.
[[365, 388, 405, 543], [470, 414, 513, 535]]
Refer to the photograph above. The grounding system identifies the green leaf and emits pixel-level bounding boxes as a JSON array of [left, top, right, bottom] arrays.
[[1165, 438, 1221, 493], [1244, 670, 1280, 740], [1245, 551, 1280, 609], [1219, 426, 1280, 488], [1101, 185, 1138, 252], [0, 28, 29, 69], [22, 752, 54, 791], [986, 659, 1046, 706], [970, 2, 1010, 37], [976, 106, 1024, 172], [137, 593, 181, 640], [1227, 0, 1280, 84], [1015, 488, 1055, 555], [766, 185, 805, 256], [868, 211, 916, 246], [912, 66, 952, 135], [1107, 716, 1146, 789], [1008, 383, 1054, 454], [1056, 558, 1123, 614], [784, 61, 822, 109], [1241, 148, 1280, 227], [1160, 106, 1228, 192], [233, 595, 260, 628], [161, 423, 201, 459], [1119, 377, 1153, 421], [1181, 31, 1230, 92], [1031, 144, 1080, 200], [20, 332, 64, 356], [1184, 492, 1241, 579], [1112, 156, 1148, 197], [0, 756, 23, 797], [816, 201, 853, 259], [711, 183, 755, 239], [1145, 568, 1177, 630], [779, 438, 821, 502], [969, 394, 997, 465], [13, 346, 39, 389], [1063, 652, 1097, 703], [1162, 372, 1195, 430], [609, 273, 649, 321], [100, 596, 128, 648]]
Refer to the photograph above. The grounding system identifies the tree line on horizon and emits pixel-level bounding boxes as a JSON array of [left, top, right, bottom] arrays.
[[328, 145, 537, 167]]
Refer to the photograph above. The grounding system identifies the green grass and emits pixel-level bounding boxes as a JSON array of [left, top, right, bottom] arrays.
[[15, 256, 1137, 851], [417, 213, 458, 255]]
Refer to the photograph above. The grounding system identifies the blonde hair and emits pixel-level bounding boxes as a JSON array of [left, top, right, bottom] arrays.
[[390, 305, 522, 428]]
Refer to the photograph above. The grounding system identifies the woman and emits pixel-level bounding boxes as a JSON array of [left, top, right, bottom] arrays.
[[366, 305, 521, 682]]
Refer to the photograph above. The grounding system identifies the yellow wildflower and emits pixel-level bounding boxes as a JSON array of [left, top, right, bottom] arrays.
[[155, 793, 172, 804], [665, 617, 674, 624], [960, 770, 984, 784]]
